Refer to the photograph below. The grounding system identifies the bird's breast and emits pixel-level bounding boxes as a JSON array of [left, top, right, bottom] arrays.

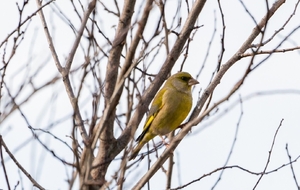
[[151, 90, 192, 135]]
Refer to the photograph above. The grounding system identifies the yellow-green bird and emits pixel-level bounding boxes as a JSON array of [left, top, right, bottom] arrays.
[[129, 72, 199, 160]]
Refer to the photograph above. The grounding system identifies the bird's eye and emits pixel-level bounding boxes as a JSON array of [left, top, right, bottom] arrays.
[[181, 76, 189, 81]]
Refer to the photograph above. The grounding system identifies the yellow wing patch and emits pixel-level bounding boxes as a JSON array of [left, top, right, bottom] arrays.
[[144, 114, 155, 130], [136, 104, 162, 142], [136, 87, 166, 142]]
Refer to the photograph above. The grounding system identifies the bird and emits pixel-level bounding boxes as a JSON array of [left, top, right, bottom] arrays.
[[129, 72, 199, 160]]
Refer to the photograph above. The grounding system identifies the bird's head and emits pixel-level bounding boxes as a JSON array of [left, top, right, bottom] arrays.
[[167, 72, 199, 93]]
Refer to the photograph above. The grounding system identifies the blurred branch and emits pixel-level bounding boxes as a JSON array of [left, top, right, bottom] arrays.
[[0, 0, 55, 48], [4, 79, 75, 167], [195, 10, 217, 80], [158, 0, 170, 54], [88, 0, 139, 186], [189, 0, 284, 120], [0, 135, 45, 190], [166, 132, 175, 189], [1, 0, 299, 189], [65, 0, 97, 72], [119, 0, 208, 162], [36, 0, 95, 145], [133, 0, 286, 188], [192, 89, 300, 135], [1, 75, 60, 123], [35, 0, 62, 72], [0, 138, 10, 190], [211, 95, 243, 189]]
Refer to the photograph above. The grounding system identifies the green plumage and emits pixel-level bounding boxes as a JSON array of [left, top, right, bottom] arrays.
[[129, 72, 199, 160]]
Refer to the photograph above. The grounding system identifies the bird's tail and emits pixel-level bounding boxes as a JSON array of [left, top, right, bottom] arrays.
[[129, 142, 144, 160]]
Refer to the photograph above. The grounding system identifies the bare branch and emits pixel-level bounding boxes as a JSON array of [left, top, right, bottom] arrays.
[[89, 0, 139, 185], [0, 135, 45, 190], [65, 0, 97, 72], [285, 144, 300, 190], [36, 0, 91, 144], [133, 1, 286, 188], [242, 45, 300, 57], [0, 0, 55, 48], [253, 119, 284, 189], [171, 154, 300, 190], [35, 0, 63, 72], [0, 139, 11, 190], [211, 95, 244, 189]]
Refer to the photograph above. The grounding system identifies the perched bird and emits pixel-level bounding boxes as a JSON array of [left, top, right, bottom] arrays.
[[129, 72, 199, 160]]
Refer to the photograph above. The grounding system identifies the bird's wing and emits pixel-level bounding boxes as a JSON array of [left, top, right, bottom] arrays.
[[135, 87, 166, 142], [144, 87, 166, 129]]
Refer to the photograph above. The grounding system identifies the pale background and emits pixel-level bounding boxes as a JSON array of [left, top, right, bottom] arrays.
[[1, 0, 300, 189]]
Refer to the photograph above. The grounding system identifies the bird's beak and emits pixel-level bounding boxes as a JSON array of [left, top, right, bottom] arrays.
[[188, 78, 199, 86]]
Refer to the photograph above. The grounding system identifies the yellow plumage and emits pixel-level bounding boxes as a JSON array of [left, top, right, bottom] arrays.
[[129, 72, 199, 160]]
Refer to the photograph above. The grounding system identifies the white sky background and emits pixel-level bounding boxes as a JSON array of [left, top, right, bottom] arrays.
[[1, 0, 300, 190]]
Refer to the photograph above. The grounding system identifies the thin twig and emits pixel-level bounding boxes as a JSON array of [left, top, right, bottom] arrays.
[[0, 135, 45, 190], [133, 1, 286, 188], [36, 0, 90, 144], [171, 154, 300, 190], [211, 95, 243, 189], [252, 119, 284, 189], [285, 144, 300, 190], [0, 140, 11, 190]]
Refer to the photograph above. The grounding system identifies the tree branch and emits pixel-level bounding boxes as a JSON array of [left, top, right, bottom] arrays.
[[133, 0, 286, 188], [89, 0, 138, 185], [0, 135, 45, 190]]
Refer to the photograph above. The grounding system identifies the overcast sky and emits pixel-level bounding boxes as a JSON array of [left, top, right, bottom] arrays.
[[1, 0, 300, 189]]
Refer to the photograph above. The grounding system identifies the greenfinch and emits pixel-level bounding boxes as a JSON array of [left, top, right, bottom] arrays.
[[129, 72, 199, 160]]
